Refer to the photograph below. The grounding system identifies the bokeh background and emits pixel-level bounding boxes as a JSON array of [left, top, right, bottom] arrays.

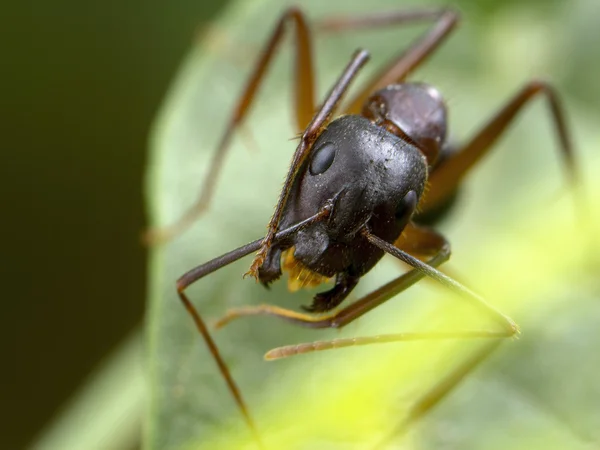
[[3, 1, 228, 448], [3, 0, 598, 449]]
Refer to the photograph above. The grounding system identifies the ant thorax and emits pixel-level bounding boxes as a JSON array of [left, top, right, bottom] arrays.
[[363, 82, 448, 166]]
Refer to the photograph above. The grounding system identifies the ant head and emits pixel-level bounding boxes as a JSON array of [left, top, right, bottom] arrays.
[[363, 83, 448, 166], [259, 115, 427, 284]]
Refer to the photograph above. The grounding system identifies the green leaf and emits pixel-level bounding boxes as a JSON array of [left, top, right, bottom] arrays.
[[31, 331, 143, 450], [146, 0, 600, 449]]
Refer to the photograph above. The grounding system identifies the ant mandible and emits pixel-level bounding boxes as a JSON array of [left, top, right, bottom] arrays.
[[147, 6, 576, 447]]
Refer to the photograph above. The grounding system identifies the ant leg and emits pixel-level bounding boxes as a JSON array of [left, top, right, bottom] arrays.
[[394, 221, 448, 259], [362, 230, 517, 333], [245, 49, 370, 279], [258, 228, 516, 358], [215, 223, 448, 330], [215, 224, 449, 330], [178, 243, 264, 446], [322, 8, 460, 115], [421, 81, 577, 213], [216, 225, 515, 446], [176, 206, 332, 445], [144, 7, 317, 244], [217, 224, 517, 349], [392, 223, 469, 284], [375, 339, 504, 447]]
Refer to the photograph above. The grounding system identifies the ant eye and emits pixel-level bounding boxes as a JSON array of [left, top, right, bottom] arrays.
[[309, 142, 336, 175], [395, 190, 417, 222]]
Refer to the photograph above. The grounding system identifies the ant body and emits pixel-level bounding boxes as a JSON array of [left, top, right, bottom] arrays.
[[147, 6, 576, 448]]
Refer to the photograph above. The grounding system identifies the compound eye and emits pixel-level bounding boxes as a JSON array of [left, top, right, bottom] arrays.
[[309, 142, 336, 175], [395, 190, 417, 224]]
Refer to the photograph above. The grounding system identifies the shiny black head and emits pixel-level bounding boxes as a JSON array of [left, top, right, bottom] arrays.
[[259, 115, 428, 286]]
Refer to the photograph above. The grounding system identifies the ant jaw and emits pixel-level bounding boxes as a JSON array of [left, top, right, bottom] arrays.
[[302, 272, 360, 313], [245, 232, 280, 282], [282, 247, 331, 292], [257, 247, 283, 287], [244, 249, 267, 281], [301, 291, 339, 313], [248, 197, 339, 285]]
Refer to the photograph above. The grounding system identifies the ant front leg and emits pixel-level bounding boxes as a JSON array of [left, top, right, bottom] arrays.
[[144, 7, 317, 244], [216, 224, 517, 443], [218, 224, 516, 343], [214, 225, 452, 331], [420, 81, 577, 214], [176, 205, 334, 447]]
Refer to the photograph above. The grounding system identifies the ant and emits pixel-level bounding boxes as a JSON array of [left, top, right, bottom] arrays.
[[147, 6, 576, 448]]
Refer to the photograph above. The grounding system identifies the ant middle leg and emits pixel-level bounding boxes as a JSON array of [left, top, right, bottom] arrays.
[[420, 80, 577, 214], [144, 7, 317, 244], [373, 338, 504, 448], [146, 7, 461, 244], [175, 204, 335, 446]]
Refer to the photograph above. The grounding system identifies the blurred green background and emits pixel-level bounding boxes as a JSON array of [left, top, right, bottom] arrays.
[[3, 0, 598, 449], [2, 1, 230, 448]]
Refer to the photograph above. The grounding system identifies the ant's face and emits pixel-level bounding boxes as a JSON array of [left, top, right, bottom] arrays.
[[260, 115, 428, 279], [285, 115, 428, 241]]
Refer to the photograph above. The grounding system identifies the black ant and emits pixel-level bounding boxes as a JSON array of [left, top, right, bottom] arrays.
[[147, 6, 576, 448]]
